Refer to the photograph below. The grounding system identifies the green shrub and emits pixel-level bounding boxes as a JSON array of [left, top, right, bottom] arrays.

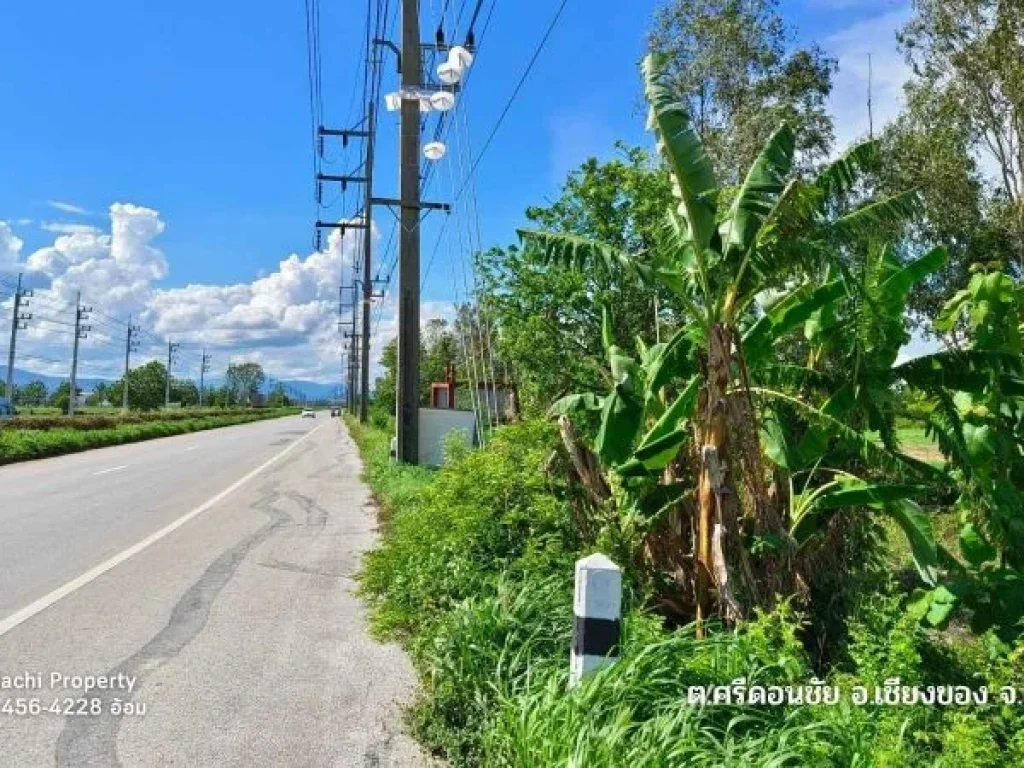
[[349, 419, 1024, 767], [2, 408, 293, 432], [0, 408, 299, 463], [358, 419, 576, 639]]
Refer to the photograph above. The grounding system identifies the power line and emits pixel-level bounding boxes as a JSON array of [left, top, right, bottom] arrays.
[[455, 0, 568, 201]]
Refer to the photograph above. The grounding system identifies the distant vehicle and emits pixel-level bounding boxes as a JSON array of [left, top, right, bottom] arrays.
[[330, 408, 339, 417], [301, 409, 316, 418]]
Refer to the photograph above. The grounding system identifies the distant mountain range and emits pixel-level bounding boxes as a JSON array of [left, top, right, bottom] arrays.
[[5, 367, 345, 402]]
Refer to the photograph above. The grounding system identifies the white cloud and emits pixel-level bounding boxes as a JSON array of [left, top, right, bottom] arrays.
[[0, 221, 24, 268], [41, 222, 102, 235], [8, 203, 467, 386], [46, 200, 89, 215], [824, 6, 912, 150]]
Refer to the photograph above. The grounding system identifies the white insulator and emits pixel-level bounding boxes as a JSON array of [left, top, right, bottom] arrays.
[[437, 61, 462, 85], [429, 91, 456, 111], [448, 45, 474, 70], [423, 141, 447, 161], [384, 92, 402, 111]]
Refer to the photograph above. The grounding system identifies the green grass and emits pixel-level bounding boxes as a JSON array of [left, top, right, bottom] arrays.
[[345, 417, 1024, 767], [0, 408, 300, 464], [895, 425, 944, 464], [344, 414, 434, 528]]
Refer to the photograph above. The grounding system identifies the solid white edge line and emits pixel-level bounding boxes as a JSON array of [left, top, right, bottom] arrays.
[[92, 465, 128, 476], [0, 421, 325, 639]]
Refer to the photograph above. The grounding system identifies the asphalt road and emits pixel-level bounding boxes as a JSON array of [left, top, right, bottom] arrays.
[[0, 414, 424, 766]]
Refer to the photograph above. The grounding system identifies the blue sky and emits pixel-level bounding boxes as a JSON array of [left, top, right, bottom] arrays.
[[0, 0, 915, 382]]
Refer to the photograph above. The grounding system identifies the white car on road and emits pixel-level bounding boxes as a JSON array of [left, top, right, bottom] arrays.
[[301, 409, 316, 418]]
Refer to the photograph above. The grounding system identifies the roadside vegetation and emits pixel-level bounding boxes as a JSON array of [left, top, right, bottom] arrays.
[[351, 0, 1024, 765], [349, 415, 1024, 767], [1, 360, 295, 414], [0, 407, 300, 464]]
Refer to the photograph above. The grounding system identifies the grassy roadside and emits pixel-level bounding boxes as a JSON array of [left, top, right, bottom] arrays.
[[344, 414, 434, 527], [0, 408, 300, 464], [344, 416, 1024, 768]]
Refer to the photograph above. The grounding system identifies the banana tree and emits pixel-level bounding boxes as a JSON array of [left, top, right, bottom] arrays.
[[524, 54, 936, 630], [901, 267, 1024, 640]]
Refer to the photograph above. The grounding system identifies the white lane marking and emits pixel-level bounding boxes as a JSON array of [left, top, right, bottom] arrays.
[[92, 465, 127, 477], [184, 446, 198, 451], [0, 422, 326, 639]]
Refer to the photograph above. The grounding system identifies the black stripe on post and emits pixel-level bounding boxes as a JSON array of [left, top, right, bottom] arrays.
[[573, 614, 621, 657]]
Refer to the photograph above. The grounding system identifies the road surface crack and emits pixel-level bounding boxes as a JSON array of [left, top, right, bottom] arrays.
[[54, 485, 293, 767]]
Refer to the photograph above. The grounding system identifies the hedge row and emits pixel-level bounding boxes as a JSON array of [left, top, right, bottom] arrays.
[[0, 408, 301, 464], [0, 408, 291, 432]]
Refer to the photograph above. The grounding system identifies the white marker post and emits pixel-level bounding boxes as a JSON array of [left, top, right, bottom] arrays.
[[570, 553, 622, 687]]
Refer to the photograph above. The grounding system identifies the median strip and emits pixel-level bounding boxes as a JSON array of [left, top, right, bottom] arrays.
[[0, 408, 300, 465]]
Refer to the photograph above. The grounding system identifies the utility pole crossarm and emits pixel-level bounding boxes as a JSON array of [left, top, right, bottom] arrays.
[[318, 127, 370, 138], [315, 220, 369, 230], [370, 197, 449, 212], [317, 173, 368, 184]]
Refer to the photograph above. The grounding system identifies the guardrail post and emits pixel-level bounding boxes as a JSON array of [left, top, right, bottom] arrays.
[[570, 552, 621, 687]]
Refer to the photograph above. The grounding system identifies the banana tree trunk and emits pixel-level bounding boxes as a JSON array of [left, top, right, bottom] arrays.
[[695, 323, 733, 636]]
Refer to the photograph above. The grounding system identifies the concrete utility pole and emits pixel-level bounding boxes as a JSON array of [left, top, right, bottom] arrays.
[[165, 340, 179, 409], [5, 273, 32, 403], [360, 99, 376, 424], [122, 316, 140, 412], [68, 291, 91, 417], [351, 279, 360, 416], [396, 0, 422, 463], [346, 329, 360, 416], [199, 350, 211, 407]]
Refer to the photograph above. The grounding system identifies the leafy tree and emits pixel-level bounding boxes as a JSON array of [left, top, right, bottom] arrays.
[[896, 0, 1024, 279], [649, 0, 836, 180], [478, 146, 674, 414], [906, 266, 1024, 640], [225, 362, 265, 406], [267, 383, 291, 408], [372, 339, 398, 422], [14, 380, 47, 407], [372, 318, 461, 422], [171, 379, 200, 407], [86, 381, 112, 406], [422, 318, 458, 397], [108, 361, 168, 411], [878, 87, 998, 319], [49, 381, 71, 414], [206, 384, 236, 409], [871, 0, 1024, 320]]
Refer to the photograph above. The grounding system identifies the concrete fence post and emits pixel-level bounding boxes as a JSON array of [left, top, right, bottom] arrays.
[[570, 552, 622, 687]]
